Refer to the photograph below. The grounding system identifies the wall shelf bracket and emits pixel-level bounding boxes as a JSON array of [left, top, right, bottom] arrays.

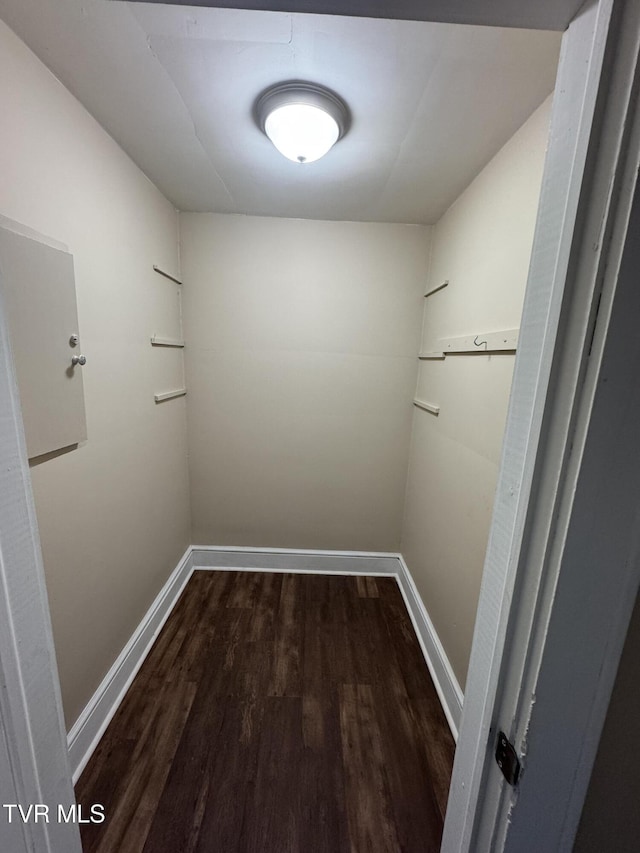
[[153, 265, 182, 286], [424, 280, 449, 298], [418, 351, 446, 360], [413, 398, 440, 416], [154, 388, 187, 403], [150, 335, 185, 348]]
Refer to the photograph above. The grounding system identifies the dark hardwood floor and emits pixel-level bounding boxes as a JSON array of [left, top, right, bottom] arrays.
[[76, 571, 455, 852]]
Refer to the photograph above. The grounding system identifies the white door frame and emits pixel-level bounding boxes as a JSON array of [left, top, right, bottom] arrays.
[[0, 1, 635, 851], [444, 0, 640, 849], [0, 280, 81, 850]]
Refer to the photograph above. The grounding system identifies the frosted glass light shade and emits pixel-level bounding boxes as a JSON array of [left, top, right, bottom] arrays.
[[255, 82, 349, 165], [264, 103, 340, 164]]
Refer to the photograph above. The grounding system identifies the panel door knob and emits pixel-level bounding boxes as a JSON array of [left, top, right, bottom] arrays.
[[71, 355, 86, 366]]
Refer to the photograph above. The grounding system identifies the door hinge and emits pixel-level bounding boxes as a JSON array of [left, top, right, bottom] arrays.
[[495, 731, 521, 786]]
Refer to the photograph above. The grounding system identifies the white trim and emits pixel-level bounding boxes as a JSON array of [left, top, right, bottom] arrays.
[[67, 546, 193, 783], [438, 328, 519, 354], [191, 545, 400, 576], [444, 1, 631, 850], [194, 565, 398, 577], [396, 555, 463, 740], [0, 226, 82, 853], [192, 543, 400, 557], [490, 3, 640, 848]]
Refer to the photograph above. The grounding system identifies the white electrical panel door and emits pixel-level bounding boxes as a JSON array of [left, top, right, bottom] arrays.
[[0, 227, 87, 459]]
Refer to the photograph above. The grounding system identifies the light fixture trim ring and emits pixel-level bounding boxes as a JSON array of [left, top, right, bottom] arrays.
[[255, 81, 351, 142]]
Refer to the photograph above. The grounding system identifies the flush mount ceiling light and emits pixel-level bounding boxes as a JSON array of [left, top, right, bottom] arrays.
[[255, 82, 350, 164]]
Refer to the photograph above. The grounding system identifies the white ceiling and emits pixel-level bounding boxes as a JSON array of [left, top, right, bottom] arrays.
[[0, 1, 562, 224]]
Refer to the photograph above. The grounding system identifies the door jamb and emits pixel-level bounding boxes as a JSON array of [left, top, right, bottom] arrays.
[[444, 0, 640, 849], [0, 276, 81, 850]]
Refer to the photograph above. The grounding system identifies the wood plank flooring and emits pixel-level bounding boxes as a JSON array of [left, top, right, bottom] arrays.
[[76, 571, 455, 853]]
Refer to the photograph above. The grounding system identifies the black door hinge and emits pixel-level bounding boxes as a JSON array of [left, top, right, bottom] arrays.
[[495, 731, 521, 786]]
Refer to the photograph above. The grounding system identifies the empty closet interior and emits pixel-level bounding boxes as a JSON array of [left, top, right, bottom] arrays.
[[0, 0, 560, 769]]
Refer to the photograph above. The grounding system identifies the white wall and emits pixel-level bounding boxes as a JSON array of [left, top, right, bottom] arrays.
[[181, 213, 429, 551], [0, 21, 190, 727], [401, 96, 552, 689]]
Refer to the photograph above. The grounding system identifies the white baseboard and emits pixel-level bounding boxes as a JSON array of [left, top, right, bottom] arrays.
[[191, 545, 399, 576], [396, 554, 463, 740], [67, 546, 194, 783], [67, 544, 462, 780]]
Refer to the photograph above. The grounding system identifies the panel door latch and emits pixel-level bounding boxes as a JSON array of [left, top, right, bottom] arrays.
[[495, 731, 521, 786]]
